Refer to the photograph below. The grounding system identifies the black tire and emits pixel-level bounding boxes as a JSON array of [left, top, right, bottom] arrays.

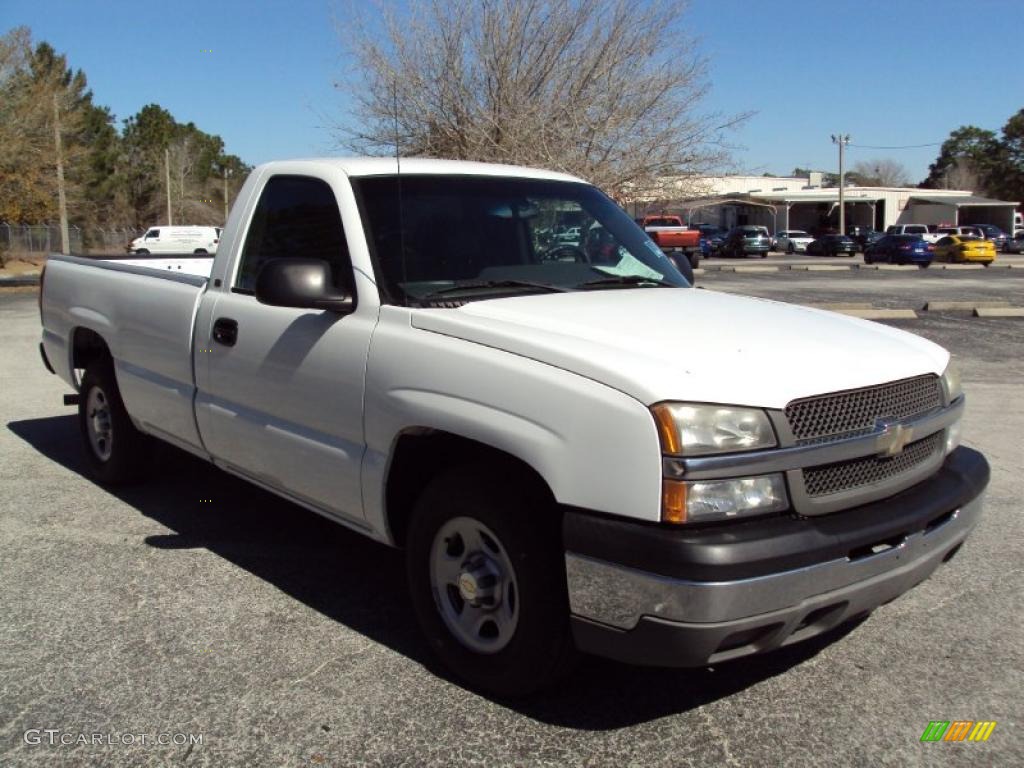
[[78, 361, 152, 485], [864, 255, 873, 265], [760, 251, 767, 258], [918, 262, 930, 269], [135, 249, 149, 255], [688, 252, 700, 270], [406, 463, 576, 697], [787, 242, 795, 254]]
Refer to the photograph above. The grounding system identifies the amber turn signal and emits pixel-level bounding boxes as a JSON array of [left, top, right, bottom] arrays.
[[662, 479, 687, 524]]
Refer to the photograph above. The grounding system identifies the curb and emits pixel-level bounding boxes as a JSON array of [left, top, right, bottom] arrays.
[[925, 301, 1009, 311], [831, 308, 918, 320], [974, 307, 1024, 318], [806, 302, 873, 310]]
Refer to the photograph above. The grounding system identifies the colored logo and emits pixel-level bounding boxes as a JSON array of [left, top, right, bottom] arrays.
[[920, 721, 997, 742]]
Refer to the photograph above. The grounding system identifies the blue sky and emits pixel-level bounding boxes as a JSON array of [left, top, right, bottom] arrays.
[[4, 0, 1019, 182]]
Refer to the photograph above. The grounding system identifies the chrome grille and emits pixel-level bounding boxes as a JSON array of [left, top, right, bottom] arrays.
[[785, 375, 942, 445], [802, 432, 944, 497]]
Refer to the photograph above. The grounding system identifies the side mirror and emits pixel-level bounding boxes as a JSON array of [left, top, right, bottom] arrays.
[[255, 258, 354, 313]]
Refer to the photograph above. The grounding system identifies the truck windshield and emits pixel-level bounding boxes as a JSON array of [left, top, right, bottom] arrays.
[[353, 175, 689, 304]]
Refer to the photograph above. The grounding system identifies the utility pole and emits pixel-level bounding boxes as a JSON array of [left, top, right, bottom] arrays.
[[223, 167, 231, 223], [831, 134, 850, 234], [165, 147, 173, 225], [53, 95, 70, 254]]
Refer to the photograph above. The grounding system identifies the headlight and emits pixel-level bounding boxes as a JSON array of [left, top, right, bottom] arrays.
[[662, 474, 789, 524], [941, 360, 962, 403], [651, 403, 776, 456]]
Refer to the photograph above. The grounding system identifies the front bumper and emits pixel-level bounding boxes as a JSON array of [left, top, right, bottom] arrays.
[[565, 447, 988, 667]]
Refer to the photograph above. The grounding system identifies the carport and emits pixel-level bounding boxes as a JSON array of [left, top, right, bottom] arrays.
[[676, 197, 778, 230], [757, 192, 882, 234], [907, 195, 1019, 234]]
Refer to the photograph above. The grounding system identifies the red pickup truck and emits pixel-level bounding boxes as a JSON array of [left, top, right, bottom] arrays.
[[642, 215, 701, 269]]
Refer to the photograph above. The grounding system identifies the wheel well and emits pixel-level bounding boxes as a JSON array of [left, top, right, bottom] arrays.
[[72, 327, 111, 373], [385, 430, 554, 548]]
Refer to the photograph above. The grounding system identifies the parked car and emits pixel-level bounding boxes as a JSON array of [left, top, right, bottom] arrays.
[[38, 157, 987, 697], [932, 235, 996, 265], [696, 225, 728, 254], [935, 226, 983, 239], [865, 235, 933, 267], [774, 229, 814, 254], [885, 224, 939, 244], [1003, 231, 1024, 254], [719, 226, 771, 258], [846, 226, 883, 252], [970, 223, 1009, 252], [806, 234, 857, 256], [128, 225, 220, 255]]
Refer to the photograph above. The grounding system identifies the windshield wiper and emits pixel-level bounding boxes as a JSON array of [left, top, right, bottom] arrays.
[[415, 279, 574, 305], [578, 275, 677, 290]]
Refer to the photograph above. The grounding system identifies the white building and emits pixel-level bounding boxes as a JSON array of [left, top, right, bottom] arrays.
[[650, 174, 1019, 235]]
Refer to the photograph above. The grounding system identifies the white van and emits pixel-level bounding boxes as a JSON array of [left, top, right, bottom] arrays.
[[129, 226, 220, 255]]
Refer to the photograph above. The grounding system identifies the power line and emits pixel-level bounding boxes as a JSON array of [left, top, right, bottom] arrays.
[[848, 141, 942, 150]]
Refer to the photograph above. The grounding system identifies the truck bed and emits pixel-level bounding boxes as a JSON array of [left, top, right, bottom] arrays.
[[40, 254, 210, 454]]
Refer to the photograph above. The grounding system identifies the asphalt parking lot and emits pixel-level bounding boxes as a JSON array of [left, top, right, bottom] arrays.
[[1, 273, 1022, 767]]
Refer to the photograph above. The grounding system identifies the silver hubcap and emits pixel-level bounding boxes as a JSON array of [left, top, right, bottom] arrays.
[[86, 386, 113, 462], [430, 517, 519, 654]]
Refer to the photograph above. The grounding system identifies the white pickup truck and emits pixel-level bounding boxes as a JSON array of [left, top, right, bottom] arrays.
[[39, 158, 988, 696]]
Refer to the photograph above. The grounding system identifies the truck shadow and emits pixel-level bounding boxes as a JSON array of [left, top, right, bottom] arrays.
[[8, 414, 863, 730]]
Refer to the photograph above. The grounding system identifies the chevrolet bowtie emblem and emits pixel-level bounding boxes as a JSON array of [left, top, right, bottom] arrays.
[[875, 420, 914, 457]]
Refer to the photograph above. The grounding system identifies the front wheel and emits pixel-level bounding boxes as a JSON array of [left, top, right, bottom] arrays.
[[78, 361, 152, 484], [406, 464, 575, 697], [134, 249, 149, 255]]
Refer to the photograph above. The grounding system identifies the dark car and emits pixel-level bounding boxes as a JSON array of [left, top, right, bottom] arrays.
[[806, 234, 857, 256], [695, 225, 727, 254], [1003, 232, 1024, 254], [864, 235, 933, 267], [846, 226, 883, 253], [971, 223, 1009, 251], [719, 226, 771, 258]]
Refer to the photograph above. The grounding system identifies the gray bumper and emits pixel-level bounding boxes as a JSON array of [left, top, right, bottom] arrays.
[[567, 492, 983, 667]]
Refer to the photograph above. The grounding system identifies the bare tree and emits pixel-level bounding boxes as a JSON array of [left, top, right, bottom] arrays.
[[334, 0, 747, 202], [850, 158, 911, 187], [942, 158, 981, 193]]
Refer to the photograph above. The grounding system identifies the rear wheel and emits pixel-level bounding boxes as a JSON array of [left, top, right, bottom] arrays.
[[78, 361, 152, 484], [406, 464, 575, 697], [135, 249, 149, 255]]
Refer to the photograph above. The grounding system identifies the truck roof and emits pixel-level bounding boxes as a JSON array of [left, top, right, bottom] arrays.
[[254, 157, 587, 184]]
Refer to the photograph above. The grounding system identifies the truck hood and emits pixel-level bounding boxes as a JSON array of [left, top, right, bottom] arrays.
[[410, 288, 949, 408]]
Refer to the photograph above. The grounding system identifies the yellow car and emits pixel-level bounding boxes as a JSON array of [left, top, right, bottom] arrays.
[[933, 235, 996, 264]]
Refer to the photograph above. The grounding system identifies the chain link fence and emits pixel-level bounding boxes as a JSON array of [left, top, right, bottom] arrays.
[[0, 223, 144, 256]]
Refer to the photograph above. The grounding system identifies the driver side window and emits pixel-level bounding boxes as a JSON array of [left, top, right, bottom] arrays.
[[235, 175, 353, 294]]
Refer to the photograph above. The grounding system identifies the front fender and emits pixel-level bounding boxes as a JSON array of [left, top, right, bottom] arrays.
[[361, 308, 663, 542]]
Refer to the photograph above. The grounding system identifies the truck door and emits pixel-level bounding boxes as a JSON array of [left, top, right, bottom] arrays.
[[194, 174, 375, 523]]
